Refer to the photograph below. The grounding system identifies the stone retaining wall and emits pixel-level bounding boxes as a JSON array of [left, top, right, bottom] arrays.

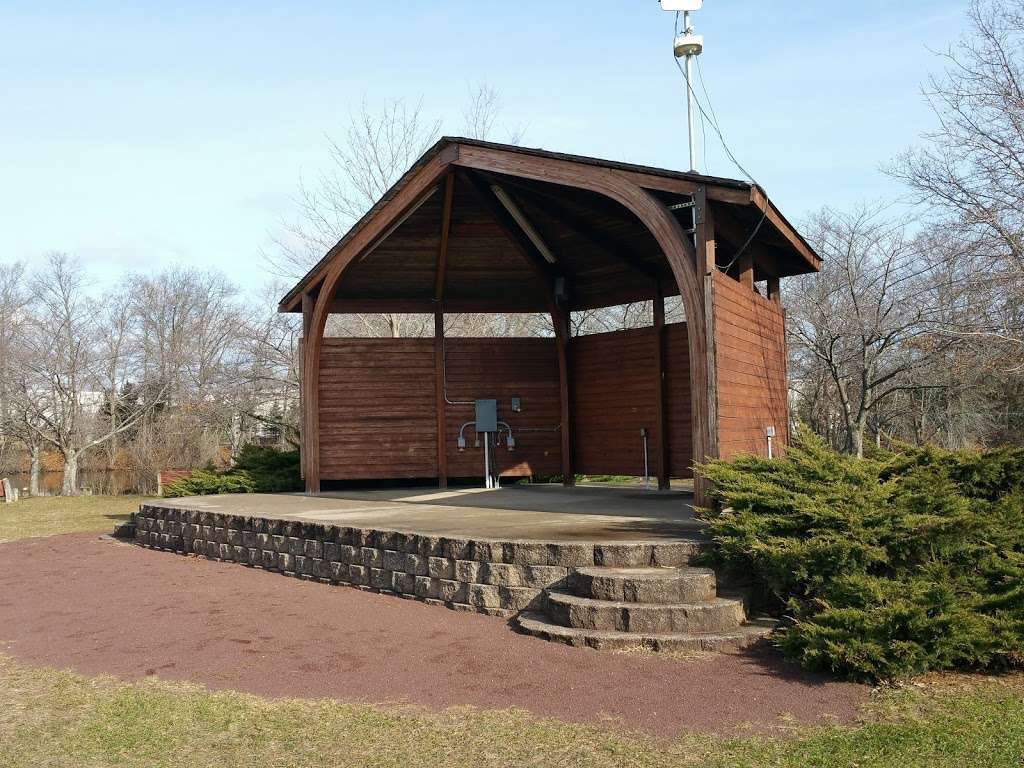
[[131, 503, 703, 617]]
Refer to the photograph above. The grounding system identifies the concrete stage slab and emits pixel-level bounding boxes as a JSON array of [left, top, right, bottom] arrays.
[[158, 484, 702, 543]]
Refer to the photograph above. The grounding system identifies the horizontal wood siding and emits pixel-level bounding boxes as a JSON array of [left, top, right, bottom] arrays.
[[712, 272, 789, 459], [663, 323, 694, 478], [570, 328, 659, 477], [443, 338, 562, 478], [319, 338, 437, 480]]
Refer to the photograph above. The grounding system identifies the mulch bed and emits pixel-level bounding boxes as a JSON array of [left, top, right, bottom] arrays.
[[0, 533, 866, 737]]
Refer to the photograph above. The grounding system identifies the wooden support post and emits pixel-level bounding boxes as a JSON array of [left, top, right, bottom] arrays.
[[767, 276, 781, 304], [738, 251, 754, 290], [299, 294, 311, 487], [695, 186, 720, 483], [433, 311, 448, 488], [553, 309, 574, 487], [433, 174, 455, 489], [653, 286, 670, 490]]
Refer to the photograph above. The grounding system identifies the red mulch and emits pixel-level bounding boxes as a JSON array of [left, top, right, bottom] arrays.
[[0, 533, 866, 737]]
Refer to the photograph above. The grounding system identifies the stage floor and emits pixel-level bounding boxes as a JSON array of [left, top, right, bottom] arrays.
[[158, 484, 703, 543]]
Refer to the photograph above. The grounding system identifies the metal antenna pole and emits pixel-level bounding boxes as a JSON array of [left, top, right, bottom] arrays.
[[683, 10, 698, 172]]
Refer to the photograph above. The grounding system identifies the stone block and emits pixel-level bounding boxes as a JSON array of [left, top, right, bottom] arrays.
[[241, 531, 256, 548], [348, 565, 368, 586], [415, 535, 443, 558], [323, 542, 340, 562], [272, 535, 288, 553], [480, 563, 569, 589], [304, 539, 323, 559], [278, 553, 294, 572], [329, 561, 347, 583], [428, 557, 455, 579], [287, 537, 304, 556], [205, 540, 219, 558], [256, 533, 271, 549], [226, 528, 242, 546], [415, 576, 440, 599], [219, 543, 233, 560], [468, 583, 542, 611], [261, 550, 277, 569], [294, 556, 308, 575], [594, 543, 653, 568], [469, 539, 503, 563], [455, 560, 481, 583], [383, 550, 404, 572], [439, 537, 472, 560], [369, 568, 391, 590], [248, 548, 260, 565], [233, 545, 248, 563], [362, 547, 383, 569], [650, 541, 702, 567], [502, 541, 594, 567], [393, 572, 415, 594], [214, 527, 227, 544], [338, 545, 358, 565], [439, 579, 468, 603], [404, 553, 428, 576]]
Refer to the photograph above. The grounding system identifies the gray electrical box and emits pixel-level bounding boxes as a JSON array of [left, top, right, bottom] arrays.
[[475, 399, 498, 433]]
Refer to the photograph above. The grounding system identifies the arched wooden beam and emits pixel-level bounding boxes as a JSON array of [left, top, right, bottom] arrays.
[[453, 145, 714, 503], [301, 147, 457, 493]]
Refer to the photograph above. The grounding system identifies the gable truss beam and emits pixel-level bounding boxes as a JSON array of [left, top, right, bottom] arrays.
[[460, 170, 563, 291], [484, 174, 668, 285]]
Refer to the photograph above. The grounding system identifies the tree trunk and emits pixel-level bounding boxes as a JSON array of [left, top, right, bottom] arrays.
[[28, 443, 40, 497], [61, 450, 79, 496], [852, 410, 868, 459]]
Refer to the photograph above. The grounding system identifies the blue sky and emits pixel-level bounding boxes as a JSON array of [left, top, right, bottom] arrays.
[[1, 0, 967, 295]]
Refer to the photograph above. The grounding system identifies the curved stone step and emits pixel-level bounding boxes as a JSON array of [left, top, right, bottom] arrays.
[[572, 566, 716, 604], [545, 591, 745, 634], [515, 611, 775, 653]]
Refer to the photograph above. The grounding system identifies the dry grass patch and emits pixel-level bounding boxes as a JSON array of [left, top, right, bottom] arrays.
[[0, 495, 148, 543]]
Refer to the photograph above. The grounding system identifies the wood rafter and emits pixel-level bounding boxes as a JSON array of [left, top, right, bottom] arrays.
[[484, 174, 668, 284]]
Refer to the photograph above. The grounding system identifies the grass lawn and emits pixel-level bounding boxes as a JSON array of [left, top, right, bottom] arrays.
[[0, 654, 1019, 768], [0, 494, 149, 543]]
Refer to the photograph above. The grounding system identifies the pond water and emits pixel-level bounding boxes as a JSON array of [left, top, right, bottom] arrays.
[[2, 470, 147, 497]]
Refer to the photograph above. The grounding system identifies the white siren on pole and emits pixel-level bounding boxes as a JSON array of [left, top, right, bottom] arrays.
[[659, 0, 702, 11]]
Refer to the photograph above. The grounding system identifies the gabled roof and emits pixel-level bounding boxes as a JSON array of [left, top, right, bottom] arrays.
[[279, 137, 820, 313]]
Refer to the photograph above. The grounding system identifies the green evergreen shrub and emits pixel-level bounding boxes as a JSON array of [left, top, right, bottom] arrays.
[[163, 446, 301, 498], [699, 426, 1024, 682]]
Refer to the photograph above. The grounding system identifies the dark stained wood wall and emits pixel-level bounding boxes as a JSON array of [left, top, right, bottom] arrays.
[[712, 272, 789, 459], [319, 338, 438, 480], [318, 337, 562, 481], [317, 328, 699, 482], [442, 338, 563, 478], [570, 324, 693, 479]]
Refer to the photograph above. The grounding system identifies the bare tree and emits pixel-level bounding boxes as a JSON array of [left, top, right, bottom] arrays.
[[786, 206, 956, 456], [269, 84, 525, 341], [13, 254, 167, 494], [890, 0, 1024, 365]]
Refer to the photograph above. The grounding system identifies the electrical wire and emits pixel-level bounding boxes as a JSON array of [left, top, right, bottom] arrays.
[[672, 11, 767, 273]]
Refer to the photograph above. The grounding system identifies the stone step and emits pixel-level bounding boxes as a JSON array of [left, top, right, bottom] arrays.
[[515, 611, 775, 653], [545, 591, 746, 634], [572, 566, 716, 604]]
